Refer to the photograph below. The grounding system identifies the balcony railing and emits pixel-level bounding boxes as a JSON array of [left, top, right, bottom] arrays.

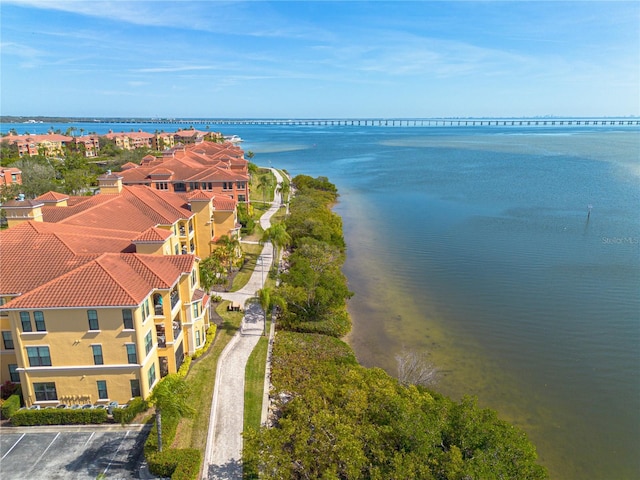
[[170, 290, 180, 309], [172, 321, 181, 340]]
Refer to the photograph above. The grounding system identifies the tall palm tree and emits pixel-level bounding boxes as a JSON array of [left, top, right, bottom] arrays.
[[258, 287, 271, 336], [258, 174, 270, 204], [149, 374, 194, 452], [215, 235, 242, 289], [260, 223, 291, 265]]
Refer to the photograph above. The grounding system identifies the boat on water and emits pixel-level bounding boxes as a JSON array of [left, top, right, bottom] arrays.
[[223, 135, 243, 143]]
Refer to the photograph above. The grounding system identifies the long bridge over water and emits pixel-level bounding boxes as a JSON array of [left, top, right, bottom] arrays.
[[130, 117, 640, 127]]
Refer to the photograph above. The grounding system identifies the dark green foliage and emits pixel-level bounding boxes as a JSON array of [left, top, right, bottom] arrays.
[[147, 448, 201, 479], [275, 176, 351, 337], [112, 396, 148, 424], [1, 394, 21, 419], [10, 407, 107, 426], [244, 332, 548, 480]]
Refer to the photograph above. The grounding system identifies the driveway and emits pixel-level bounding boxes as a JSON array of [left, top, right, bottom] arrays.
[[0, 424, 150, 480]]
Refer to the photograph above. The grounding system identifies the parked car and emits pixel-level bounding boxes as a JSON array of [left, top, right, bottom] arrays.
[[93, 404, 107, 410], [81, 404, 93, 409], [55, 404, 68, 409], [70, 404, 82, 410], [106, 401, 119, 414], [28, 405, 41, 410]]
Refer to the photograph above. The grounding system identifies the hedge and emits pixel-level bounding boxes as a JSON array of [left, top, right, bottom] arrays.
[[10, 407, 107, 426], [147, 448, 201, 480], [192, 325, 217, 360], [1, 394, 21, 419], [112, 396, 148, 424]]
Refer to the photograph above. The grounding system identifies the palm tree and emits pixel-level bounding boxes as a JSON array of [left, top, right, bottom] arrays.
[[260, 223, 291, 265], [215, 235, 242, 289], [257, 287, 286, 336], [258, 174, 270, 204], [258, 287, 271, 336], [279, 181, 291, 212], [148, 374, 195, 452]]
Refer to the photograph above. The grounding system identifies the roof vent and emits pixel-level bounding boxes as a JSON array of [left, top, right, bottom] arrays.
[[107, 169, 112, 175], [17, 193, 25, 201]]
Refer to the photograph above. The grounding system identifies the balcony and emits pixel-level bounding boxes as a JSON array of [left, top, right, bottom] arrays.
[[170, 289, 180, 310], [156, 325, 166, 348], [172, 320, 182, 340]]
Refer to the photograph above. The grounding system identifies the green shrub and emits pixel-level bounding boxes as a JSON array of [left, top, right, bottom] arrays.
[[192, 325, 217, 360], [147, 448, 201, 479], [177, 355, 192, 377], [10, 407, 107, 426], [1, 394, 21, 419], [112, 397, 148, 424]]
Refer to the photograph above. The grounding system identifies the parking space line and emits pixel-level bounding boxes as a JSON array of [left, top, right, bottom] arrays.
[[30, 432, 60, 470], [1, 433, 25, 460], [102, 430, 130, 477], [84, 431, 95, 447]]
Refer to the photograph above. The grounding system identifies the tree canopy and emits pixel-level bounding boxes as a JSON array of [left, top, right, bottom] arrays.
[[245, 332, 548, 480]]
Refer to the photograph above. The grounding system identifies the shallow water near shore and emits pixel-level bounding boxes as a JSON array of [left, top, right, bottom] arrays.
[[6, 122, 640, 479]]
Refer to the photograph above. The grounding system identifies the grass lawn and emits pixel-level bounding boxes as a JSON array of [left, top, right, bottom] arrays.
[[243, 327, 269, 432], [231, 243, 264, 292], [171, 302, 243, 452]]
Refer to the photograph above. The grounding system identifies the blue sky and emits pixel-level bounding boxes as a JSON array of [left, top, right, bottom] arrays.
[[1, 1, 638, 118]]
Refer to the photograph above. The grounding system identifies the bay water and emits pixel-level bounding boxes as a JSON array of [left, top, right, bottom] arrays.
[[5, 121, 639, 479]]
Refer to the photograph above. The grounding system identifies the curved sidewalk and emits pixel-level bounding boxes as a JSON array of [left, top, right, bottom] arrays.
[[202, 168, 283, 480]]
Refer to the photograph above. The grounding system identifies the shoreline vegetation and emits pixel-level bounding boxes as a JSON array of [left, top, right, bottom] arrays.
[[243, 175, 548, 479]]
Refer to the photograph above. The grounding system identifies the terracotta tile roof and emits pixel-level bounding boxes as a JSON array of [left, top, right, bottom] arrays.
[[36, 191, 69, 202], [0, 221, 135, 296], [1, 253, 194, 310], [2, 198, 44, 209], [121, 162, 140, 170], [187, 190, 215, 201], [213, 195, 237, 211], [191, 288, 206, 302], [4, 133, 73, 143], [42, 186, 193, 231], [133, 227, 173, 243], [114, 141, 248, 186]]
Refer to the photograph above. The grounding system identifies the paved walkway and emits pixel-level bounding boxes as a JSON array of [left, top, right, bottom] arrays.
[[203, 169, 283, 480]]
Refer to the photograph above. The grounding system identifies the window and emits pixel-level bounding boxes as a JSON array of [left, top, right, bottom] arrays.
[[144, 331, 153, 356], [147, 363, 156, 388], [20, 312, 32, 332], [192, 302, 199, 319], [155, 182, 168, 190], [8, 364, 19, 382], [237, 182, 246, 189], [238, 195, 246, 202], [142, 299, 150, 320], [122, 309, 133, 330], [130, 379, 141, 397], [191, 269, 197, 287], [195, 330, 201, 347], [33, 382, 57, 401], [92, 345, 104, 365], [97, 380, 108, 399], [174, 244, 179, 255], [26, 346, 51, 366], [34, 311, 46, 332], [126, 344, 137, 364], [2, 331, 14, 350], [87, 310, 99, 330]]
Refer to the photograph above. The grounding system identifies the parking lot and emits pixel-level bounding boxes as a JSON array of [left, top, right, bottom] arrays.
[[0, 424, 151, 479]]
